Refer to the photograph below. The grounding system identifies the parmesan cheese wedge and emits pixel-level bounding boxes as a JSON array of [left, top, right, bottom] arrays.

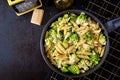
[[31, 9, 44, 25]]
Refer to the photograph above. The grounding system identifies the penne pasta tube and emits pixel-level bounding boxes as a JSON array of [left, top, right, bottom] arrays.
[[57, 55, 68, 61], [55, 46, 63, 54], [76, 51, 91, 55], [45, 31, 49, 38], [65, 45, 74, 54], [77, 54, 89, 59], [57, 42, 66, 53], [45, 45, 51, 52], [100, 46, 105, 57], [70, 20, 79, 29], [52, 50, 59, 57]]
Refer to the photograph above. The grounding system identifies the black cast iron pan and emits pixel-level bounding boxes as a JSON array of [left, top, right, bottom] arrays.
[[40, 10, 120, 77]]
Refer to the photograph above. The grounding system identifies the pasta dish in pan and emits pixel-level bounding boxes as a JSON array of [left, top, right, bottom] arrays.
[[44, 12, 107, 74]]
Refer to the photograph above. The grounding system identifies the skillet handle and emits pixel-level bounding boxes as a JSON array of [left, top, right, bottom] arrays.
[[105, 17, 120, 33]]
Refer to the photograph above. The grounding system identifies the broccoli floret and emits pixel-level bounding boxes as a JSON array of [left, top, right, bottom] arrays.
[[67, 22, 73, 27], [70, 33, 79, 42], [57, 32, 63, 40], [61, 64, 69, 72], [83, 44, 91, 51], [89, 51, 100, 68], [69, 53, 79, 64], [65, 31, 72, 39], [76, 12, 87, 25], [68, 65, 80, 74], [55, 59, 62, 68], [70, 13, 77, 22], [63, 14, 69, 18], [78, 59, 90, 71], [50, 21, 58, 30], [49, 30, 58, 43], [58, 17, 63, 21], [82, 32, 93, 41], [62, 38, 68, 48], [99, 33, 106, 45], [50, 30, 56, 36], [86, 32, 93, 41], [45, 37, 53, 45], [61, 66, 69, 72]]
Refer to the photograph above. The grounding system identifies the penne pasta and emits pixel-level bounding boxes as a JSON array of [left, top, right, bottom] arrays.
[[77, 54, 89, 59], [57, 42, 66, 52], [55, 46, 63, 54], [65, 45, 74, 54], [70, 20, 79, 29], [52, 50, 59, 57], [45, 45, 51, 52], [76, 51, 91, 55], [100, 46, 105, 57]]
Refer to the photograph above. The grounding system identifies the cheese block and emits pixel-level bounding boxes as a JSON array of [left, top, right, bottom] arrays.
[[31, 9, 44, 25]]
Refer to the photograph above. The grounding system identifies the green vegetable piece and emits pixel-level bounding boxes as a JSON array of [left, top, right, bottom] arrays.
[[70, 33, 79, 41], [45, 37, 53, 45], [68, 31, 72, 36], [55, 59, 62, 68], [50, 21, 58, 30], [76, 12, 87, 25], [65, 31, 72, 39], [89, 51, 100, 68], [77, 60, 83, 69], [69, 53, 79, 64], [86, 32, 93, 41], [68, 65, 80, 74], [58, 17, 63, 21], [70, 13, 77, 21], [61, 66, 69, 72], [81, 34, 86, 40], [50, 30, 57, 39], [90, 51, 100, 62], [51, 30, 56, 35], [83, 44, 91, 51], [82, 32, 93, 41], [67, 22, 73, 26], [63, 38, 69, 48], [62, 64, 68, 67], [99, 33, 106, 45], [63, 38, 68, 44], [63, 14, 69, 18]]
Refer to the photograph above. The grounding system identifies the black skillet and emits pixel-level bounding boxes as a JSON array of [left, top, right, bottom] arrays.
[[40, 10, 120, 77]]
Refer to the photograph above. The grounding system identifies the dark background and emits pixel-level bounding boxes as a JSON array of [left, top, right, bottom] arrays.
[[0, 0, 120, 80], [0, 0, 84, 80], [0, 0, 54, 80]]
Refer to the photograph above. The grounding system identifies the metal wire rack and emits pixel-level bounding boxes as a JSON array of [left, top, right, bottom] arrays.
[[46, 0, 120, 80]]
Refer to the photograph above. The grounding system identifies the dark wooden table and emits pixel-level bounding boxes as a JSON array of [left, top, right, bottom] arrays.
[[0, 0, 83, 80]]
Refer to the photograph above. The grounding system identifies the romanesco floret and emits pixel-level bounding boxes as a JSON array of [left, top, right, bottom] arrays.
[[68, 65, 80, 74]]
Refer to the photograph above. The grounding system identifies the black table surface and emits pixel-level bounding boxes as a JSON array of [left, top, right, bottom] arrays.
[[0, 0, 84, 80]]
